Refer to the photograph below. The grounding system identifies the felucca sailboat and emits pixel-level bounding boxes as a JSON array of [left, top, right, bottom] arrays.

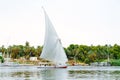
[[39, 8, 68, 68]]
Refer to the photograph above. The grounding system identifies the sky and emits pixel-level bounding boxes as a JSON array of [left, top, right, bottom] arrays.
[[0, 0, 120, 47]]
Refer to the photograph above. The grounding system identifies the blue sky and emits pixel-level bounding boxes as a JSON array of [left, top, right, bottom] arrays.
[[0, 0, 120, 47]]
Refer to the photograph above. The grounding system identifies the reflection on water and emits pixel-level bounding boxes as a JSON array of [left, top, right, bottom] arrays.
[[0, 66, 120, 80], [68, 66, 120, 80], [0, 67, 68, 80], [40, 69, 68, 80], [68, 70, 120, 80]]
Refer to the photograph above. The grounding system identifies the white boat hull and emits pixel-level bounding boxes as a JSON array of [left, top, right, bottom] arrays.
[[37, 66, 67, 68]]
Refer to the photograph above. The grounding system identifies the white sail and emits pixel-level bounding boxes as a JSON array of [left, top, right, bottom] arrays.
[[40, 9, 68, 64]]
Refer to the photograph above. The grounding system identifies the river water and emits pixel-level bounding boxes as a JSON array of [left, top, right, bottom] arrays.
[[0, 66, 120, 80]]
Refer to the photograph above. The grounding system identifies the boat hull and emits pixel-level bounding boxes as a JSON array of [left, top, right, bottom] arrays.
[[37, 65, 67, 68], [55, 65, 67, 68]]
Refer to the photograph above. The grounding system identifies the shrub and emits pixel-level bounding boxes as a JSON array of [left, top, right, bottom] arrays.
[[110, 59, 120, 66]]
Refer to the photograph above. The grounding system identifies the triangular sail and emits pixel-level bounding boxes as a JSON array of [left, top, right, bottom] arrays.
[[40, 8, 68, 64]]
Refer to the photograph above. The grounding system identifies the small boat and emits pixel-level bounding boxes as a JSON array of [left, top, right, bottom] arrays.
[[0, 62, 20, 67], [38, 8, 68, 68]]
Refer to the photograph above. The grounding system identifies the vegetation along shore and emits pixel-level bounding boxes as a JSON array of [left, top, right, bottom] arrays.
[[0, 41, 120, 66]]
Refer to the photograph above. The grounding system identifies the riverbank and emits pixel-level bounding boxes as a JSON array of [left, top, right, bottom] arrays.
[[4, 58, 120, 66], [8, 59, 89, 66]]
